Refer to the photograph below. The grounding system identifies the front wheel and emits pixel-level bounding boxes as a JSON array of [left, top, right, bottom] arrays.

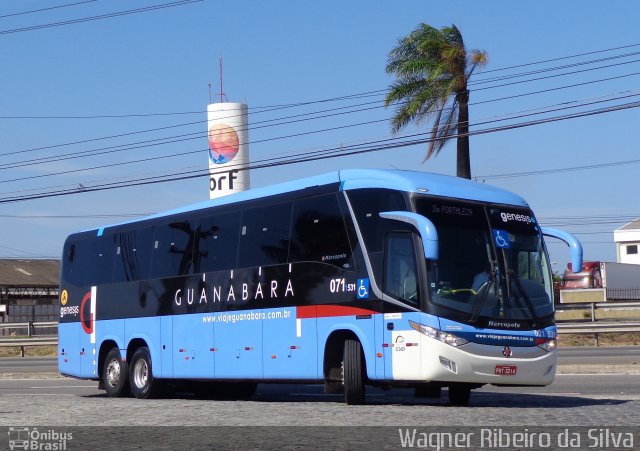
[[102, 347, 129, 397], [129, 347, 161, 399], [343, 339, 365, 405]]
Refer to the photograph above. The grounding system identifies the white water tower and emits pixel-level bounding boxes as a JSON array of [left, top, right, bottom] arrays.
[[207, 59, 250, 199]]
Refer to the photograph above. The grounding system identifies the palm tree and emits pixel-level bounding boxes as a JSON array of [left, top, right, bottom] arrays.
[[385, 24, 487, 179]]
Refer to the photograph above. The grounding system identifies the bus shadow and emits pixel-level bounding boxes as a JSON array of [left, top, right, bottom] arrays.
[[82, 385, 631, 409], [250, 386, 630, 408], [461, 391, 629, 409]]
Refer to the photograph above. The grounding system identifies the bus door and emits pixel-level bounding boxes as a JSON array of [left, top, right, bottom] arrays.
[[79, 287, 98, 378], [381, 232, 423, 381]]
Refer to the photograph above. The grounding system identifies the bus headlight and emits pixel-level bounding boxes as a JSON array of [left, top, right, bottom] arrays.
[[409, 320, 469, 347], [536, 338, 557, 352]]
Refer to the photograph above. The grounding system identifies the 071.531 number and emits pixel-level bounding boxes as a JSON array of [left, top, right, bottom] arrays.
[[329, 278, 356, 293]]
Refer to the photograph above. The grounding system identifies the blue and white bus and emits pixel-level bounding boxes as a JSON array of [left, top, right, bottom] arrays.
[[58, 169, 582, 405]]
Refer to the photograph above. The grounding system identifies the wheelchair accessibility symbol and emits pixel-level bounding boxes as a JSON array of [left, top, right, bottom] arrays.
[[492, 229, 511, 249], [357, 278, 370, 299]]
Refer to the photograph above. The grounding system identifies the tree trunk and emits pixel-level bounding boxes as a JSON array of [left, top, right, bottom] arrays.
[[456, 90, 471, 179]]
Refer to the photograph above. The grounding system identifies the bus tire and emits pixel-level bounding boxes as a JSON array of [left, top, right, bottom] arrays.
[[129, 347, 161, 399], [448, 385, 471, 406], [343, 339, 365, 405], [102, 347, 129, 397]]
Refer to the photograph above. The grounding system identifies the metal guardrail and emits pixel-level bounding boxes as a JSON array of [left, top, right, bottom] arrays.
[[0, 321, 57, 336], [556, 301, 640, 346], [557, 322, 640, 334], [0, 321, 58, 356]]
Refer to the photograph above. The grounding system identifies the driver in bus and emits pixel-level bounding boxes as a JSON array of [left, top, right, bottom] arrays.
[[471, 267, 490, 293]]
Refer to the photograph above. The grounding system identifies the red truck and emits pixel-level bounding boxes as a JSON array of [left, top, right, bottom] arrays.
[[561, 261, 640, 302]]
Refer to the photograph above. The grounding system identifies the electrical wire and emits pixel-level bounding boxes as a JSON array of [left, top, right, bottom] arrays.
[[0, 1, 203, 36], [0, 1, 98, 19], [2, 89, 638, 195], [1, 97, 638, 204], [1, 70, 639, 173], [1, 89, 637, 193]]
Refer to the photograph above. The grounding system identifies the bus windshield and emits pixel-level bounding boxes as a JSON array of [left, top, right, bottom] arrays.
[[414, 197, 554, 327]]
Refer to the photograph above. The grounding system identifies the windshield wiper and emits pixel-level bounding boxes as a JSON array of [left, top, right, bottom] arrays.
[[506, 269, 537, 327], [469, 268, 497, 324]]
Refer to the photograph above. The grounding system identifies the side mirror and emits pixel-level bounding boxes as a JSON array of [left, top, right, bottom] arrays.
[[541, 227, 583, 272], [379, 211, 438, 260]]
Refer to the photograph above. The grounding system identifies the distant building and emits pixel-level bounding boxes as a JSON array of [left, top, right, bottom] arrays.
[[0, 259, 60, 323], [614, 219, 640, 264]]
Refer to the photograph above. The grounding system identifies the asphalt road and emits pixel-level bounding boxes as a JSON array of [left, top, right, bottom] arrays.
[[0, 357, 57, 375], [2, 349, 639, 449]]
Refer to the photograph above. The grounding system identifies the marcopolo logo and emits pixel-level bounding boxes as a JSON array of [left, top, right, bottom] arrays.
[[8, 427, 72, 450], [500, 212, 533, 224]]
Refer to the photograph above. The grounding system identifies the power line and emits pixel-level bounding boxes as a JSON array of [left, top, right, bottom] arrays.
[[477, 157, 640, 180], [4, 90, 639, 192], [1, 73, 638, 174], [1, 88, 636, 191], [1, 96, 638, 204], [0, 44, 637, 194], [2, 44, 639, 121], [0, 0, 203, 36], [477, 43, 640, 75], [0, 50, 637, 167], [0, 1, 98, 19], [470, 50, 640, 85]]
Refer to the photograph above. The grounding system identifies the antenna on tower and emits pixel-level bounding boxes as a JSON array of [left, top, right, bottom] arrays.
[[216, 55, 228, 103]]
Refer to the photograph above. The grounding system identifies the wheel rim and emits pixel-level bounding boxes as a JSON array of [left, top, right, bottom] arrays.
[[106, 359, 120, 388], [133, 358, 149, 389]]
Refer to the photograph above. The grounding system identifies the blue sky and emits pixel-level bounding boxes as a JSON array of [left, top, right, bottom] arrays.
[[1, 0, 639, 271]]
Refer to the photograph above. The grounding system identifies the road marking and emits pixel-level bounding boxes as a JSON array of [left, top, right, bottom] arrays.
[[557, 373, 636, 376], [30, 385, 96, 389], [290, 393, 386, 397], [476, 391, 582, 396], [2, 393, 76, 396]]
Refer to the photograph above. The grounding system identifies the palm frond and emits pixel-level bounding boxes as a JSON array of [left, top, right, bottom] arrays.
[[385, 22, 486, 178]]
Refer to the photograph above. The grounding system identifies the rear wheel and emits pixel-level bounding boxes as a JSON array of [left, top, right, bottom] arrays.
[[343, 339, 365, 405], [129, 347, 162, 399], [102, 347, 129, 397]]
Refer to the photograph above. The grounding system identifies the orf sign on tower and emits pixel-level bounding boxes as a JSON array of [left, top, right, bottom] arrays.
[[207, 102, 250, 199]]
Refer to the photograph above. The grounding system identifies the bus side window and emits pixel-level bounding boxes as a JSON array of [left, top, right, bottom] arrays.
[[87, 235, 114, 285], [238, 203, 292, 268], [195, 211, 241, 273], [347, 189, 407, 253], [62, 239, 86, 287], [150, 219, 196, 278], [383, 232, 420, 306], [112, 227, 154, 282], [289, 194, 354, 269]]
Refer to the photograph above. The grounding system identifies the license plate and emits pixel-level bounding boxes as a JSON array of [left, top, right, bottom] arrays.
[[495, 365, 517, 375]]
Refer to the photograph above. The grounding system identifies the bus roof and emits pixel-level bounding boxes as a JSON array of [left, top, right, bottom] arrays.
[[89, 169, 529, 236]]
